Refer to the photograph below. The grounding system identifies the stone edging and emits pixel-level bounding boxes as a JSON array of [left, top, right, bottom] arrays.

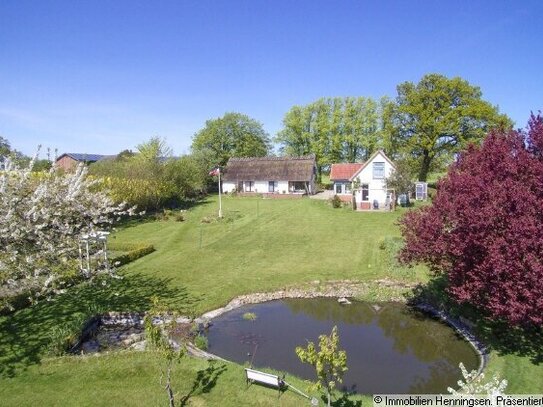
[[73, 282, 489, 379], [414, 304, 488, 376], [192, 286, 488, 377], [195, 282, 365, 323]]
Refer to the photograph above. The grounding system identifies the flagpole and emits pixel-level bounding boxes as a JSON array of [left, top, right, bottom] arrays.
[[218, 168, 223, 218]]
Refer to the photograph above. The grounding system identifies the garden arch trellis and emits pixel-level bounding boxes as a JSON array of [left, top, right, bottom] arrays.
[[78, 231, 110, 276]]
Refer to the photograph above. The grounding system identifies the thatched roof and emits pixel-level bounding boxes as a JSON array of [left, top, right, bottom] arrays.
[[223, 155, 316, 182]]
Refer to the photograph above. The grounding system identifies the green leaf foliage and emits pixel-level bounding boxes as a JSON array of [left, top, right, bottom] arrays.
[[191, 112, 271, 167], [144, 297, 185, 407], [276, 97, 394, 179], [295, 325, 348, 406], [89, 137, 208, 211], [393, 73, 512, 181], [109, 242, 155, 266], [385, 157, 415, 197]]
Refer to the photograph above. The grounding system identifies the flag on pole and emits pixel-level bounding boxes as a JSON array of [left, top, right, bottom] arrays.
[[209, 167, 220, 176]]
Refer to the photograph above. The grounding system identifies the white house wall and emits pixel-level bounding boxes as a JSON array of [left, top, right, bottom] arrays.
[[222, 180, 303, 194], [222, 181, 236, 193], [278, 181, 289, 193], [353, 151, 395, 208]]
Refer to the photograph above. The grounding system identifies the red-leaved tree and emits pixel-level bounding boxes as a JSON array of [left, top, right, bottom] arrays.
[[399, 114, 543, 327]]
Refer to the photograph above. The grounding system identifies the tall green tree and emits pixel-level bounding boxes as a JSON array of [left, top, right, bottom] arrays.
[[277, 97, 385, 178], [276, 105, 313, 156], [377, 96, 399, 157], [394, 73, 511, 181], [0, 136, 31, 167], [191, 112, 271, 167], [343, 97, 359, 162], [329, 98, 344, 163], [0, 136, 10, 157]]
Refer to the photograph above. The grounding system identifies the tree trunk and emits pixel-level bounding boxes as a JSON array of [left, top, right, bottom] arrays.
[[327, 388, 331, 407], [418, 150, 432, 181], [166, 364, 175, 407]]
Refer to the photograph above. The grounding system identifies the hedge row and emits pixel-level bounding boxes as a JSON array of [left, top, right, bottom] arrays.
[[109, 242, 155, 266]]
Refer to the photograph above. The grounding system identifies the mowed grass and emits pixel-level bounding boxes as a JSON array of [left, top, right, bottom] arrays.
[[0, 196, 541, 405], [115, 196, 427, 314], [0, 351, 357, 407]]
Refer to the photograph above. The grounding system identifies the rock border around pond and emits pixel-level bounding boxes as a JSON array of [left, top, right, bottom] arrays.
[[195, 280, 369, 323], [414, 304, 488, 376], [194, 283, 488, 377], [73, 280, 488, 378]]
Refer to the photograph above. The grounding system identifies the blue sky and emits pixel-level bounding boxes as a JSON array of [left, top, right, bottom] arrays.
[[1, 1, 542, 157]]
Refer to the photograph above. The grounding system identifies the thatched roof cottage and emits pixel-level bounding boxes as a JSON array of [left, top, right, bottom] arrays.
[[222, 155, 317, 195]]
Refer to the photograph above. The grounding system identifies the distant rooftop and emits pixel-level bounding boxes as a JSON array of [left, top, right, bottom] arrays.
[[56, 153, 112, 162]]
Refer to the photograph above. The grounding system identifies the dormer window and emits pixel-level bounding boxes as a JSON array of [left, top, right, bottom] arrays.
[[373, 162, 385, 179]]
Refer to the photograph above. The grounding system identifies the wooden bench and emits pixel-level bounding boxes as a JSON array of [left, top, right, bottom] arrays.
[[245, 368, 285, 396]]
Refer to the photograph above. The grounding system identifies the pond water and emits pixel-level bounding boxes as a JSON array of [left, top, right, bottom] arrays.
[[206, 298, 479, 394]]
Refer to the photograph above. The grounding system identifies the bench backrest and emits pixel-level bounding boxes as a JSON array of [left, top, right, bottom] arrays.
[[245, 368, 281, 387]]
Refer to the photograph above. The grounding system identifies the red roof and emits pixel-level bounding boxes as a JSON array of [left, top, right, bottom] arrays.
[[329, 163, 363, 181]]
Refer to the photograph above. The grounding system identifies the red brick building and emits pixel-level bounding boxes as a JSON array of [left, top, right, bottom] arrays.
[[55, 153, 107, 171]]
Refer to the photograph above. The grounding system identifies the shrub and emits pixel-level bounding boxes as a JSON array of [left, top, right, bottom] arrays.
[[109, 242, 155, 266], [194, 334, 208, 351], [46, 313, 87, 356], [329, 195, 342, 208]]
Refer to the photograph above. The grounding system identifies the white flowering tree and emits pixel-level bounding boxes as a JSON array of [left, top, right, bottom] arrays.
[[448, 363, 508, 396], [0, 153, 132, 308]]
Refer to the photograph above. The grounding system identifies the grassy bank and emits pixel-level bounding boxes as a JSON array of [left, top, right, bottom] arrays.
[[0, 196, 541, 405], [115, 196, 427, 314], [0, 351, 351, 406]]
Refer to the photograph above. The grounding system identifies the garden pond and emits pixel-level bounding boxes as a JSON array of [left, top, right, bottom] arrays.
[[204, 298, 480, 394]]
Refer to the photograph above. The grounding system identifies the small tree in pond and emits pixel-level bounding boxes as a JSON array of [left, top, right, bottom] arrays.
[[399, 114, 543, 327], [144, 297, 185, 407], [295, 325, 348, 407]]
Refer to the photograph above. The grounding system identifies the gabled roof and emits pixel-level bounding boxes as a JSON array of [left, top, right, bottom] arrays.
[[349, 150, 396, 181], [223, 155, 316, 182], [56, 153, 109, 162], [329, 163, 364, 181]]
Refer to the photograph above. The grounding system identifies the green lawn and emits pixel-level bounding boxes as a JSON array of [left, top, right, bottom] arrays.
[[0, 351, 358, 407], [0, 196, 541, 405], [114, 196, 427, 314]]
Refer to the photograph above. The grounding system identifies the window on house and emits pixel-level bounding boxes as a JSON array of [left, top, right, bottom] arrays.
[[289, 181, 306, 192], [362, 184, 369, 201], [373, 162, 385, 179], [335, 183, 343, 194], [244, 181, 254, 192], [345, 183, 352, 194], [268, 181, 278, 192]]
